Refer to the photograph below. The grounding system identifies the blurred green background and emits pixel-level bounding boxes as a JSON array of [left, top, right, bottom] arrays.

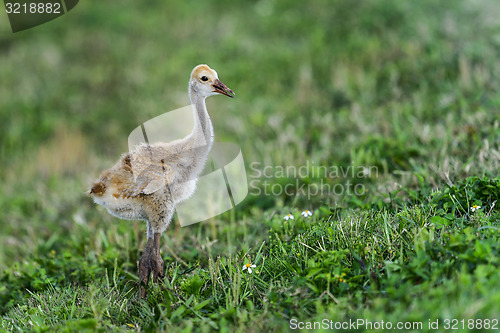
[[0, 0, 499, 330], [1, 0, 499, 272]]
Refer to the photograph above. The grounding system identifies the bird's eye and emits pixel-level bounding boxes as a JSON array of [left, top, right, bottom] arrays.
[[201, 76, 208, 82]]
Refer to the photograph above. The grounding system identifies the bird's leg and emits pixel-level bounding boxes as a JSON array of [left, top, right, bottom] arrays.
[[151, 232, 164, 283], [138, 237, 154, 299]]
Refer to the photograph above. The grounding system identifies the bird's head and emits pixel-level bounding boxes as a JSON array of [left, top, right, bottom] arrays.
[[190, 64, 235, 99]]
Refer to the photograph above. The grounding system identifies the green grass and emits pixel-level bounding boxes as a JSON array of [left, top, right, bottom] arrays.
[[1, 0, 500, 331]]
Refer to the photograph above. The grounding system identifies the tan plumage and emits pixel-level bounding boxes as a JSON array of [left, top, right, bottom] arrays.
[[88, 64, 234, 297]]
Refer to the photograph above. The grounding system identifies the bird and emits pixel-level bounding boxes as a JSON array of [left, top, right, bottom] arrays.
[[88, 64, 234, 298]]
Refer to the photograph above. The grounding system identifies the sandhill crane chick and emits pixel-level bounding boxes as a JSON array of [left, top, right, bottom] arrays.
[[88, 64, 234, 298]]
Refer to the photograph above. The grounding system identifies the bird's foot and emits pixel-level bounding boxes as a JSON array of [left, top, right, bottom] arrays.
[[138, 240, 153, 299], [150, 250, 164, 283], [138, 233, 164, 299]]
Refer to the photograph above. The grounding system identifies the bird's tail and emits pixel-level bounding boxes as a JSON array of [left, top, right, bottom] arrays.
[[88, 181, 106, 196]]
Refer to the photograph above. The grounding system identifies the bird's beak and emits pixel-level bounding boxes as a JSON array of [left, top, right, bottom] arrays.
[[212, 79, 235, 98]]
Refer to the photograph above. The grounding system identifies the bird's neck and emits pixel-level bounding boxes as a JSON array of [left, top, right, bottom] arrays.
[[189, 86, 214, 148]]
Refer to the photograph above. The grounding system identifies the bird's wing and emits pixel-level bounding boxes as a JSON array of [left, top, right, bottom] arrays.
[[130, 153, 177, 196]]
